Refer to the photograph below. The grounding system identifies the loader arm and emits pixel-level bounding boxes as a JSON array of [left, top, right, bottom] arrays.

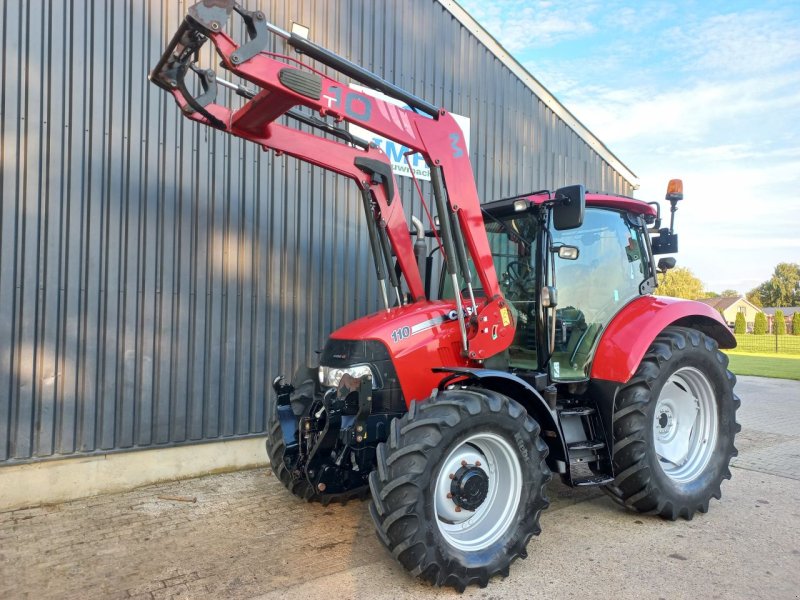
[[150, 0, 512, 359]]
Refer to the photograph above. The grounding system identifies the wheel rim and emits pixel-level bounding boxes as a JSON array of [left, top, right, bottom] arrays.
[[653, 366, 719, 483], [434, 432, 522, 552]]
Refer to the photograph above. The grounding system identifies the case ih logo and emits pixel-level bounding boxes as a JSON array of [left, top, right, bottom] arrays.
[[348, 85, 470, 181]]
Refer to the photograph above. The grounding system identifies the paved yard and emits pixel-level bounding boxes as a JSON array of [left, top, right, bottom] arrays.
[[1, 376, 799, 599]]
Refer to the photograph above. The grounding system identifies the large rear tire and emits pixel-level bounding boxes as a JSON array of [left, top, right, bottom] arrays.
[[369, 388, 550, 592], [603, 326, 740, 519]]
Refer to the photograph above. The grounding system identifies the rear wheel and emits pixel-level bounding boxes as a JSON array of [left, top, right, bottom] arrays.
[[369, 388, 550, 592], [603, 326, 740, 519]]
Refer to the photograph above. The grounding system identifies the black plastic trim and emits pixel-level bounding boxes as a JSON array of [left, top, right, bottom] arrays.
[[354, 157, 395, 203], [278, 68, 322, 100]]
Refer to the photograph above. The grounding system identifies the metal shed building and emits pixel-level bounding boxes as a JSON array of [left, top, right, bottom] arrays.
[[0, 0, 637, 476]]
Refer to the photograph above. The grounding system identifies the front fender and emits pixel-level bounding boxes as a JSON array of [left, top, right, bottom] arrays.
[[434, 367, 566, 465], [590, 296, 735, 384]]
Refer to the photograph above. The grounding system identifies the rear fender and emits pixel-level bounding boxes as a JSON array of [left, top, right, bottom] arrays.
[[435, 368, 567, 466], [591, 295, 735, 384]]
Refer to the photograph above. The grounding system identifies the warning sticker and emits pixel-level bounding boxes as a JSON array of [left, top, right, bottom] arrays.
[[500, 307, 511, 327]]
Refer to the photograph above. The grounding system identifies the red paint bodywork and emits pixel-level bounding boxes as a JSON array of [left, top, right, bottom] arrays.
[[166, 28, 502, 302], [591, 295, 736, 383], [332, 298, 515, 404]]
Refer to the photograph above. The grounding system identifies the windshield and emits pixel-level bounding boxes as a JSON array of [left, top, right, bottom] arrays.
[[441, 214, 540, 370], [441, 217, 538, 299]]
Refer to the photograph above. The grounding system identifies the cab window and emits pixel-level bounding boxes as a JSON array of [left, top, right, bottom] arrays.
[[549, 208, 648, 380]]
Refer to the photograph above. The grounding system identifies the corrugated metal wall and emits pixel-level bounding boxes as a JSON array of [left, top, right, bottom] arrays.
[[0, 0, 633, 465]]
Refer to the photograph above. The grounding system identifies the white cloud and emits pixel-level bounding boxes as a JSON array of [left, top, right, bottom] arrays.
[[559, 71, 800, 148], [462, 0, 600, 50], [670, 10, 800, 75]]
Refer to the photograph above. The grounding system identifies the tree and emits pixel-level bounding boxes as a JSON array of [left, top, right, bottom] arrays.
[[753, 312, 768, 335], [792, 312, 800, 335], [746, 289, 763, 308], [749, 262, 800, 307], [720, 289, 739, 297], [773, 310, 786, 335], [657, 267, 705, 300], [734, 312, 746, 334]]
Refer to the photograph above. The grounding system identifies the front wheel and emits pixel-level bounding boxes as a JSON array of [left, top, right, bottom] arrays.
[[265, 395, 320, 502], [368, 388, 550, 592], [603, 326, 740, 519]]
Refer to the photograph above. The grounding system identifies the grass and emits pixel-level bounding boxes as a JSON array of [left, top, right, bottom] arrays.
[[724, 352, 800, 381]]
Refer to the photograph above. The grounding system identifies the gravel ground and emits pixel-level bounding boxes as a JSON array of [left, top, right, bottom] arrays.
[[1, 376, 798, 600]]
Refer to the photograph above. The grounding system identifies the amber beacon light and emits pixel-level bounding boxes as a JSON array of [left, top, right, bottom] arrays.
[[666, 178, 683, 202]]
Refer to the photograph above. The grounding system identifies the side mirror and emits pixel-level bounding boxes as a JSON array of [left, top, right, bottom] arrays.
[[541, 286, 558, 308], [556, 245, 579, 260], [553, 184, 585, 231], [657, 257, 676, 274]]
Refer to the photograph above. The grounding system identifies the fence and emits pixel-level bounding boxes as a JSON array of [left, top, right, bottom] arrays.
[[732, 334, 800, 355]]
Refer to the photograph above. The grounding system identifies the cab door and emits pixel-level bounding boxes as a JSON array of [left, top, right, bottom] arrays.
[[548, 208, 649, 381]]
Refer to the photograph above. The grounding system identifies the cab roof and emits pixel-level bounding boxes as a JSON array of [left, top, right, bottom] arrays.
[[483, 190, 657, 219]]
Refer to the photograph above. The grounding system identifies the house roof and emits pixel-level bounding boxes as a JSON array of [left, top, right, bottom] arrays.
[[699, 297, 744, 312], [762, 307, 800, 317], [439, 0, 638, 188]]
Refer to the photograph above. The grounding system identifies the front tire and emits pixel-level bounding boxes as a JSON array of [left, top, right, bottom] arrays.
[[266, 396, 369, 505], [368, 388, 550, 592], [265, 396, 320, 502], [603, 326, 740, 519]]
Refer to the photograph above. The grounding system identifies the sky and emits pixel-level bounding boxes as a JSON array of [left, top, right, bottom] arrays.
[[459, 0, 800, 294]]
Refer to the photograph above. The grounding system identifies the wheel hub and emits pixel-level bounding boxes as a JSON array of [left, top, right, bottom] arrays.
[[450, 465, 489, 511], [656, 406, 674, 435]]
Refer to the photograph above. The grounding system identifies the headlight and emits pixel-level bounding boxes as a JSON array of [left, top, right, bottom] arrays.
[[318, 364, 379, 389]]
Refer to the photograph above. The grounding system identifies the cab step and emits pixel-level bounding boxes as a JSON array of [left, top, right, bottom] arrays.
[[572, 475, 614, 486], [559, 406, 595, 417], [568, 440, 605, 451]]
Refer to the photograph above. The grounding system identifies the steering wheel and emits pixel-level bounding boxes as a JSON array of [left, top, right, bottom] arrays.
[[506, 260, 528, 281], [503, 260, 536, 301]]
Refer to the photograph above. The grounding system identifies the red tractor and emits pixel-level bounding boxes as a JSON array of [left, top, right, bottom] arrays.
[[152, 1, 740, 591]]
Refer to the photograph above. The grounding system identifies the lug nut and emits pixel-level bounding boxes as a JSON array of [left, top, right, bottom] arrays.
[[317, 483, 326, 492], [449, 473, 456, 480], [446, 492, 453, 499], [356, 435, 363, 443], [454, 506, 462, 513], [461, 460, 468, 467], [475, 460, 481, 467]]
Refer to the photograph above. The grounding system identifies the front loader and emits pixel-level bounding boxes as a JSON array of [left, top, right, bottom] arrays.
[[151, 1, 740, 591]]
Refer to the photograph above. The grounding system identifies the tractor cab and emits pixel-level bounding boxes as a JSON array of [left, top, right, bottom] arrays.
[[442, 187, 658, 382]]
